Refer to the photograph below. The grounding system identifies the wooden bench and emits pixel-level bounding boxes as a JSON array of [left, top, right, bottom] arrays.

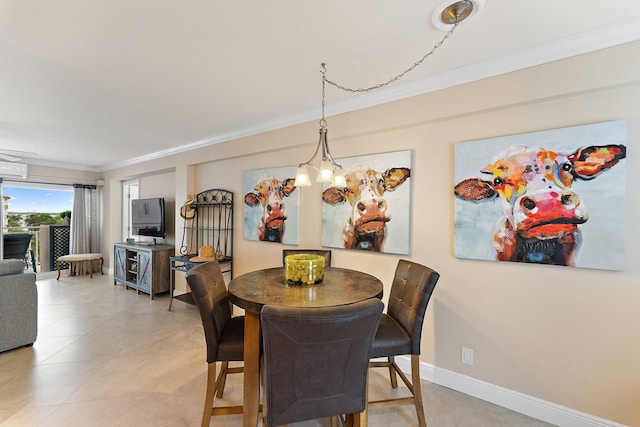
[[56, 253, 104, 280]]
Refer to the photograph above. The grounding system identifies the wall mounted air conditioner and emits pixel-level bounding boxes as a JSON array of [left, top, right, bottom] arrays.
[[0, 161, 28, 179]]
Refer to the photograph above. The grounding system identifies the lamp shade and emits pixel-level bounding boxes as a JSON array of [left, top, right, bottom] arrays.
[[294, 165, 312, 187], [330, 167, 346, 188], [316, 160, 334, 183]]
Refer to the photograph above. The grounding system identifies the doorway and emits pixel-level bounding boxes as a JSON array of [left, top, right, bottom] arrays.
[[122, 180, 139, 241]]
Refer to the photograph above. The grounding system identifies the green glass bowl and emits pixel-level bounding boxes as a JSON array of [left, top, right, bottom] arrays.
[[284, 254, 325, 286]]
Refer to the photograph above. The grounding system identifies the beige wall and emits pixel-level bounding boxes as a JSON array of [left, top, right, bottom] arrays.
[[99, 41, 640, 425]]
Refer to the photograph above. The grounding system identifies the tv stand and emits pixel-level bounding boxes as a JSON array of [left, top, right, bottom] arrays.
[[113, 242, 174, 299]]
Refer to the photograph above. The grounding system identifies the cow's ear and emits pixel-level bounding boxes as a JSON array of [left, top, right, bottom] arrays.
[[244, 193, 260, 206], [568, 145, 626, 180], [383, 167, 410, 191], [282, 178, 297, 196], [322, 187, 346, 204], [454, 178, 496, 201]]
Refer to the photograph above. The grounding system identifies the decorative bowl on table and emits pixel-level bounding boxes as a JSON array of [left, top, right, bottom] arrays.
[[284, 254, 325, 286]]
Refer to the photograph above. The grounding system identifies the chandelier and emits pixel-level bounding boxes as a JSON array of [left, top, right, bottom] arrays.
[[294, 0, 480, 188], [293, 64, 346, 188]]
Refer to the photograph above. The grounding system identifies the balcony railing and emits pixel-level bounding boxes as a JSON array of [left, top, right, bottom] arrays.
[[3, 225, 72, 273]]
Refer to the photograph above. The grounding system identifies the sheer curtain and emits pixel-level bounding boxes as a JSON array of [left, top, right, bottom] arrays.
[[70, 184, 99, 274]]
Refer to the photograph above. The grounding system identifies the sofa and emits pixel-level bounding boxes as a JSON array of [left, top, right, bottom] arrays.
[[0, 259, 38, 353]]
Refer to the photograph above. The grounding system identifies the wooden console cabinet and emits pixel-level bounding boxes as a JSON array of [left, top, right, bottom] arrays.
[[113, 242, 174, 299]]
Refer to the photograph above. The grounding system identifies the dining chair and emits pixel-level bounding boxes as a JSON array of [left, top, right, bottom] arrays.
[[368, 259, 440, 427], [185, 260, 246, 427], [260, 298, 384, 427], [281, 249, 332, 267]]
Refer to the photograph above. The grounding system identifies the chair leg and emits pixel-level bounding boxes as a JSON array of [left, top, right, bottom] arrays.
[[215, 361, 228, 397], [202, 363, 216, 427], [214, 362, 243, 398], [352, 412, 363, 427], [411, 354, 426, 427], [387, 356, 398, 388], [359, 371, 369, 427], [368, 355, 427, 427]]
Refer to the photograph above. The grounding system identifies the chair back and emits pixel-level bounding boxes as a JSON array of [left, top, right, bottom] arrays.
[[261, 298, 383, 427], [282, 249, 332, 267], [186, 260, 233, 363], [3, 233, 32, 260], [387, 260, 440, 355]]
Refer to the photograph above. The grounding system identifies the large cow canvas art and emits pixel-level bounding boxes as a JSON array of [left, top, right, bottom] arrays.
[[454, 120, 627, 270], [244, 166, 300, 245], [322, 150, 412, 255]]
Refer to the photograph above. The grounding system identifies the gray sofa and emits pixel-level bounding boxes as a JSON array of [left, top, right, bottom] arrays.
[[0, 259, 38, 353]]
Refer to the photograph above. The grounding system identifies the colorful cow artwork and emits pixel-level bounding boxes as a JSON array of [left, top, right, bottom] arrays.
[[322, 165, 411, 252], [244, 174, 298, 243], [453, 121, 627, 269]]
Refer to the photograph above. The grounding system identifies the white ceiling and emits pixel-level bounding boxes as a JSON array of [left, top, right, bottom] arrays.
[[1, 0, 640, 172]]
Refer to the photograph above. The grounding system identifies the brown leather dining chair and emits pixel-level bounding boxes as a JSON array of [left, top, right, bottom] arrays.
[[368, 259, 440, 427], [281, 249, 332, 267], [185, 260, 246, 427], [260, 298, 384, 427]]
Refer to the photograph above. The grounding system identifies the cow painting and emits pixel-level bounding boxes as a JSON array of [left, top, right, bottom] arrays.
[[322, 166, 410, 252], [244, 175, 297, 243], [454, 143, 626, 267]]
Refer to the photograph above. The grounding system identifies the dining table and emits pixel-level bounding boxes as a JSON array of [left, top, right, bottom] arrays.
[[227, 266, 384, 427]]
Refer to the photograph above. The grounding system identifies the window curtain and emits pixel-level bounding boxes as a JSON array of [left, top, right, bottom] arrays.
[[70, 184, 99, 274]]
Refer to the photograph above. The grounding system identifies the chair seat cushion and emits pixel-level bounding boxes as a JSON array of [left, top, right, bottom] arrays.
[[371, 313, 411, 358], [217, 315, 245, 361]]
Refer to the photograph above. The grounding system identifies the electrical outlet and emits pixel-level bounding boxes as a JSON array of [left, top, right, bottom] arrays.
[[461, 347, 474, 365]]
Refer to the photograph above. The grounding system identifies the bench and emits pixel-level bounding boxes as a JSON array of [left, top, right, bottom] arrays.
[[56, 253, 104, 280]]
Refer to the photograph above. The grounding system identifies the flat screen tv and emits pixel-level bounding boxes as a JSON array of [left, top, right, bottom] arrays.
[[131, 197, 165, 239]]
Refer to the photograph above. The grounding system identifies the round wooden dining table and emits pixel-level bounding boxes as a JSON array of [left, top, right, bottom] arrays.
[[228, 266, 384, 427]]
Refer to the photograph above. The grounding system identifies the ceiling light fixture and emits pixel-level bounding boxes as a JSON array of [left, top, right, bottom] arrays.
[[294, 0, 479, 188], [294, 63, 346, 188]]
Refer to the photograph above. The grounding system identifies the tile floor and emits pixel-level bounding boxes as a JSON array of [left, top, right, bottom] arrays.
[[0, 272, 555, 426]]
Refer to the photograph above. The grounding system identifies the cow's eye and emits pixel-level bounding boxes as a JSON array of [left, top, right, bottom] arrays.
[[562, 163, 573, 172], [493, 177, 504, 186]]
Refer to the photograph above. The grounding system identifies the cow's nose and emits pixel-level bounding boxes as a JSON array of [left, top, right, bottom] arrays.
[[561, 192, 580, 207], [357, 199, 387, 213]]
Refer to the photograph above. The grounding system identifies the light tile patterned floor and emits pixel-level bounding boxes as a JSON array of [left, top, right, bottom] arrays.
[[0, 272, 555, 426]]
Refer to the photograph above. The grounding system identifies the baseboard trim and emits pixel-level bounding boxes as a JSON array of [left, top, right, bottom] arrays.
[[392, 356, 626, 427]]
